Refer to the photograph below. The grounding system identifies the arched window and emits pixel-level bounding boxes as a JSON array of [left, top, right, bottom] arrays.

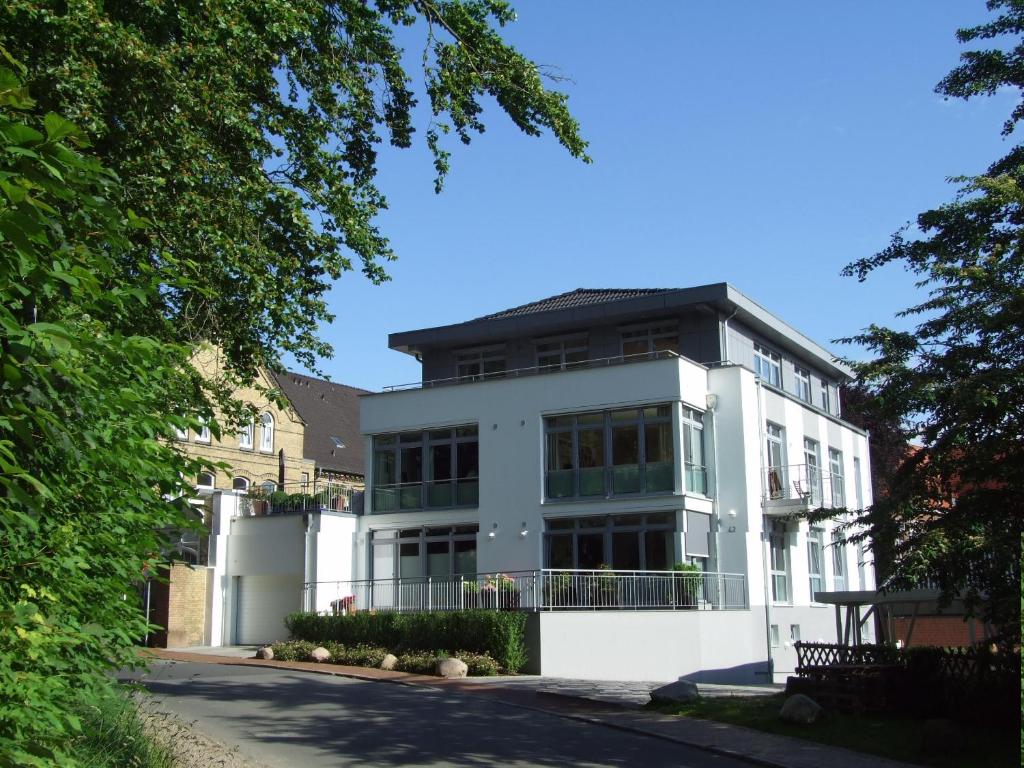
[[197, 471, 215, 489], [259, 413, 274, 452], [260, 480, 277, 495], [239, 418, 254, 450], [232, 477, 250, 491]]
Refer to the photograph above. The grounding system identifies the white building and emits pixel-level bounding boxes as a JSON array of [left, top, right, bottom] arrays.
[[208, 284, 875, 684]]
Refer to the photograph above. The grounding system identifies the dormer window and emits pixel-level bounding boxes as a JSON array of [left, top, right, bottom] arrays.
[[620, 324, 678, 357], [753, 343, 782, 388], [455, 347, 505, 380], [259, 413, 274, 452]]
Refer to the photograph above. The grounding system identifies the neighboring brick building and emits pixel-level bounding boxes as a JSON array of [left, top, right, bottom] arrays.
[[175, 345, 314, 493]]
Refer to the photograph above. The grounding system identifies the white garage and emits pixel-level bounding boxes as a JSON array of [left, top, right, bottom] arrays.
[[234, 573, 304, 645]]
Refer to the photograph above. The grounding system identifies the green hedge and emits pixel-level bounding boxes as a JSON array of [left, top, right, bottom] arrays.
[[285, 610, 528, 672]]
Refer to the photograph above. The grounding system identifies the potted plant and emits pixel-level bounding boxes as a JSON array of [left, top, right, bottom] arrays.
[[480, 573, 520, 610], [672, 562, 702, 609]]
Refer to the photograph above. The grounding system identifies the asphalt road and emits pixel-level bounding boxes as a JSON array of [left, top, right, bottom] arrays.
[[124, 661, 754, 768]]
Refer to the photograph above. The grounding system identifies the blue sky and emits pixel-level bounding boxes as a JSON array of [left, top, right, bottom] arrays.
[[291, 2, 1016, 391]]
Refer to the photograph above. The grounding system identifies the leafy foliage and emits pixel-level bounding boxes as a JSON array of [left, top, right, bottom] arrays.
[[269, 640, 501, 675], [0, 0, 590, 377], [0, 55, 200, 765], [285, 609, 528, 672], [838, 0, 1023, 640]]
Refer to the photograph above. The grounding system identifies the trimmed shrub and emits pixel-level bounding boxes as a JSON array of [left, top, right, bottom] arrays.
[[270, 640, 315, 661], [285, 610, 528, 672]]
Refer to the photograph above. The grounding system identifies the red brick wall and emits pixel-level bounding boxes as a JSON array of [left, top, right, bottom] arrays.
[[893, 616, 975, 648]]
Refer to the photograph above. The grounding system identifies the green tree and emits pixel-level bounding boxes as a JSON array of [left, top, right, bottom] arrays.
[[0, 54, 203, 765], [0, 0, 590, 378], [840, 0, 1023, 641]]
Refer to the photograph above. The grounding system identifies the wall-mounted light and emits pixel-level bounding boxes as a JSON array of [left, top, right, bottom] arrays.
[[487, 531, 496, 540], [706, 393, 719, 411], [519, 522, 528, 538]]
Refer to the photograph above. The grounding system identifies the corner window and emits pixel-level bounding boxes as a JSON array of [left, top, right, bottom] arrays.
[[372, 425, 478, 512], [769, 522, 790, 603], [544, 405, 675, 500], [455, 348, 505, 380], [536, 336, 588, 370], [794, 367, 811, 402], [239, 418, 254, 450], [620, 324, 678, 358], [753, 343, 781, 388], [259, 413, 274, 452], [807, 527, 824, 601], [682, 407, 707, 494]]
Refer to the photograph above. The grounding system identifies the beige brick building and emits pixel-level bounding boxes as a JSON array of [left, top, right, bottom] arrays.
[[176, 345, 314, 493]]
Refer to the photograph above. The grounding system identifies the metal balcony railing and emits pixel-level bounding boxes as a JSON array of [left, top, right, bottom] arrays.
[[381, 350, 690, 392], [302, 569, 748, 614], [764, 464, 845, 508], [238, 482, 363, 517]]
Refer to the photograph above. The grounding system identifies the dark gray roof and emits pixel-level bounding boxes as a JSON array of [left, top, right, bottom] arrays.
[[477, 288, 676, 320], [272, 371, 367, 478]]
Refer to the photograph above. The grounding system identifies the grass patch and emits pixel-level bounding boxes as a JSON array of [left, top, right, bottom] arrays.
[[649, 694, 1017, 768], [70, 685, 175, 768]]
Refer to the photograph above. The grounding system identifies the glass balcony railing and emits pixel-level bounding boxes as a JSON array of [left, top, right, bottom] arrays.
[[372, 479, 479, 513]]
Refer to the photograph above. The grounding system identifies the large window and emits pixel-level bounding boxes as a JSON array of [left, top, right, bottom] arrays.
[[682, 407, 707, 494], [829, 447, 845, 507], [807, 527, 824, 601], [536, 336, 588, 370], [831, 530, 846, 591], [455, 348, 505, 380], [753, 343, 782, 388], [545, 512, 675, 571], [372, 425, 478, 512], [769, 521, 790, 603], [544, 405, 675, 500], [794, 366, 811, 402], [819, 380, 831, 412], [371, 525, 478, 580], [620, 324, 678, 357]]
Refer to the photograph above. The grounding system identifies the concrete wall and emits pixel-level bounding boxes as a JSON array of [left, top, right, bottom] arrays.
[[228, 515, 307, 577], [529, 611, 769, 683]]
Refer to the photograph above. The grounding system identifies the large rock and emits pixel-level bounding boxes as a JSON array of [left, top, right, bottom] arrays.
[[779, 694, 823, 724], [255, 646, 274, 661], [380, 654, 398, 671], [436, 657, 468, 679], [308, 646, 331, 663], [650, 679, 700, 705]]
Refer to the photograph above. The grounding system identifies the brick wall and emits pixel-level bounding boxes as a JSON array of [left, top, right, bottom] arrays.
[[148, 564, 211, 648], [893, 615, 975, 648]]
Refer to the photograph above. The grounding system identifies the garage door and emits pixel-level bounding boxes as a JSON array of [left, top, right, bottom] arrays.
[[235, 574, 303, 645]]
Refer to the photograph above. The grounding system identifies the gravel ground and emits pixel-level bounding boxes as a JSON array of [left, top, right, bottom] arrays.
[[137, 696, 274, 768]]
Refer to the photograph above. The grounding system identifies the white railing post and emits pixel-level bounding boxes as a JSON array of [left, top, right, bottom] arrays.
[[427, 576, 432, 612]]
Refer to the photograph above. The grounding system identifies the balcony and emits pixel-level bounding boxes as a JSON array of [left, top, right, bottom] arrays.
[[763, 464, 845, 515], [382, 349, 688, 392], [303, 569, 748, 613], [238, 483, 362, 517], [371, 479, 479, 513]]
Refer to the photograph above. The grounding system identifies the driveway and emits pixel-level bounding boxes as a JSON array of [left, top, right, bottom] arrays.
[[126, 661, 752, 768]]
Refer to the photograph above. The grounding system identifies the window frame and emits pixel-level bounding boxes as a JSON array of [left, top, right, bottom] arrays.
[[543, 404, 677, 501], [819, 380, 831, 412], [682, 407, 707, 495], [828, 447, 845, 507], [831, 529, 847, 591], [807, 527, 825, 602], [794, 366, 811, 402], [619, 323, 679, 358], [753, 343, 782, 388], [238, 417, 254, 450], [259, 413, 274, 453], [232, 477, 250, 491], [370, 524, 479, 581], [196, 417, 211, 444], [371, 425, 479, 512], [455, 346, 506, 381], [769, 521, 790, 604], [196, 471, 215, 489], [535, 335, 589, 371], [803, 437, 821, 505], [543, 512, 677, 570]]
